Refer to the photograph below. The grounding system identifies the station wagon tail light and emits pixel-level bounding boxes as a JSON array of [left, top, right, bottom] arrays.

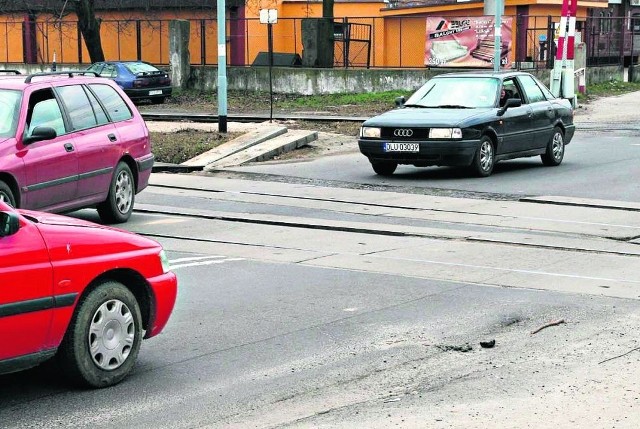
[[360, 126, 381, 138], [429, 128, 462, 139], [160, 249, 171, 273]]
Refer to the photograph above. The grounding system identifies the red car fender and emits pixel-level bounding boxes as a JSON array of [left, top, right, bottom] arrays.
[[31, 221, 176, 349]]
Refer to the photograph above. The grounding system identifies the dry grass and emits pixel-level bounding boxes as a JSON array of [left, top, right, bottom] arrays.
[[151, 129, 242, 164]]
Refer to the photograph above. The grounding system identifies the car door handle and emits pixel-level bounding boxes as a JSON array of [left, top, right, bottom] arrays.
[[108, 133, 118, 142], [64, 143, 74, 152]]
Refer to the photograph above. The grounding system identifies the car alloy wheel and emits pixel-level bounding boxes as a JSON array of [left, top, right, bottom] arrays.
[[541, 126, 565, 166], [479, 140, 493, 172], [115, 170, 133, 215], [88, 299, 135, 370], [551, 131, 564, 161], [98, 162, 135, 223], [472, 136, 495, 177]]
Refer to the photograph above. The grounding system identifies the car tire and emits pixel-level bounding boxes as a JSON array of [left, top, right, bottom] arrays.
[[98, 162, 135, 224], [372, 161, 397, 176], [0, 180, 16, 207], [541, 127, 565, 166], [57, 280, 143, 388], [471, 135, 495, 177], [151, 97, 165, 105]]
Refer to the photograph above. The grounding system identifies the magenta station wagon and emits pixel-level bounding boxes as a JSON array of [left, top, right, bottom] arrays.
[[0, 70, 154, 223]]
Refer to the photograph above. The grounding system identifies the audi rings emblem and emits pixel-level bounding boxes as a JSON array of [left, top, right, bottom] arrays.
[[393, 128, 413, 137]]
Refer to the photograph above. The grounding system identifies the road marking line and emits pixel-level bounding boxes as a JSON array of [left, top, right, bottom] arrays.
[[170, 256, 227, 263], [516, 216, 640, 229], [366, 255, 640, 284], [171, 258, 244, 270], [145, 218, 187, 225]]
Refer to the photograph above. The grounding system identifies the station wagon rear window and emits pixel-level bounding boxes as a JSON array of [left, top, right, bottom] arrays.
[[88, 84, 133, 122]]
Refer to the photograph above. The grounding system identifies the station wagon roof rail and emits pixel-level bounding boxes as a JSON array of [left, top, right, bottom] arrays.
[[24, 70, 100, 83], [0, 70, 21, 75]]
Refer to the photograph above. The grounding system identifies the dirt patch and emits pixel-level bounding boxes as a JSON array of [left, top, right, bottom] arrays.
[[151, 129, 243, 164]]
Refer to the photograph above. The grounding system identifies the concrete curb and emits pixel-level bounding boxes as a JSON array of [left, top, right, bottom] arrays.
[[181, 126, 288, 168], [207, 130, 318, 169]]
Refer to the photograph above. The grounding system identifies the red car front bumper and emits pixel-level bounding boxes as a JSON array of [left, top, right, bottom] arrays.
[[146, 271, 178, 338]]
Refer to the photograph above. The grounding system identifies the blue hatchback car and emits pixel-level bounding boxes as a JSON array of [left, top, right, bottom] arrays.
[[86, 61, 172, 104]]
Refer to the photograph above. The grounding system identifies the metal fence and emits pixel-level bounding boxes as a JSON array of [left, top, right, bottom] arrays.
[[1, 15, 636, 69]]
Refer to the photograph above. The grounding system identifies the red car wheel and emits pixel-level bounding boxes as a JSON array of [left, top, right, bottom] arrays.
[[58, 280, 143, 388]]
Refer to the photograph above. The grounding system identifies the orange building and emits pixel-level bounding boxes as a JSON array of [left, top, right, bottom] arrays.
[[0, 0, 610, 67]]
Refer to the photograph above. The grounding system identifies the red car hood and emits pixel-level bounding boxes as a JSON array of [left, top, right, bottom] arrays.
[[18, 209, 160, 250], [19, 209, 113, 229]]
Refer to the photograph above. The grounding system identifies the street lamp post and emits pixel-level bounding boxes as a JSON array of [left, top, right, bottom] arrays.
[[217, 0, 227, 133], [260, 9, 278, 122], [630, 22, 636, 83]]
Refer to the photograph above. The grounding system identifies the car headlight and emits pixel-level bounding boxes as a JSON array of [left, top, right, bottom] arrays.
[[360, 126, 381, 138], [159, 249, 171, 273], [429, 128, 462, 139]]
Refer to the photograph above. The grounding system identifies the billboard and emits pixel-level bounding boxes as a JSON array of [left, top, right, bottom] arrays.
[[425, 16, 513, 68]]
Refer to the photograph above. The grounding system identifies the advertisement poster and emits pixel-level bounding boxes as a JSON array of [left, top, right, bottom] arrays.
[[425, 16, 513, 68]]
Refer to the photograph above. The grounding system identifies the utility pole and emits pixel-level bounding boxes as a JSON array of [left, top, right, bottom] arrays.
[[484, 0, 504, 72], [493, 0, 502, 72], [217, 0, 227, 133]]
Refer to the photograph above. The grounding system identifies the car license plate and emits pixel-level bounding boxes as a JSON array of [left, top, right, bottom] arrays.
[[149, 90, 163, 96], [384, 142, 419, 152]]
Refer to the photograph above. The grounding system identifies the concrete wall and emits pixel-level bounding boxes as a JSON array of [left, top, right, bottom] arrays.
[[191, 67, 451, 94], [586, 65, 625, 85], [0, 63, 625, 95], [188, 66, 619, 95]]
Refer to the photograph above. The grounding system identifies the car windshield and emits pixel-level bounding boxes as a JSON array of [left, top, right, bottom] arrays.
[[405, 77, 500, 108], [0, 89, 21, 138], [125, 62, 162, 76]]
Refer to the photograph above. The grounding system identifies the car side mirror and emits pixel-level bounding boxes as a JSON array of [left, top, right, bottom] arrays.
[[395, 96, 406, 107], [497, 98, 522, 116], [23, 126, 57, 145], [0, 211, 20, 237]]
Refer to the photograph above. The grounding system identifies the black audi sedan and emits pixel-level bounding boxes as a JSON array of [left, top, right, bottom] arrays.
[[358, 71, 575, 177]]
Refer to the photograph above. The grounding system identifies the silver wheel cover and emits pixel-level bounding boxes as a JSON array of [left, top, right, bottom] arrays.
[[480, 140, 493, 172], [552, 132, 564, 161], [115, 170, 133, 214], [89, 299, 135, 370]]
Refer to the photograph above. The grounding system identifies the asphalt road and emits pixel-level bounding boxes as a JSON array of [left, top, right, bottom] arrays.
[[1, 127, 640, 428], [225, 129, 640, 202], [2, 248, 639, 428]]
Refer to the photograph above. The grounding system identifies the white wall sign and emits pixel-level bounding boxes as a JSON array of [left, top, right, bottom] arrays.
[[259, 9, 278, 24]]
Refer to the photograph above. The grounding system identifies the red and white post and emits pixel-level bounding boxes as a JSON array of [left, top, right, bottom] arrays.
[[550, 0, 578, 105]]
